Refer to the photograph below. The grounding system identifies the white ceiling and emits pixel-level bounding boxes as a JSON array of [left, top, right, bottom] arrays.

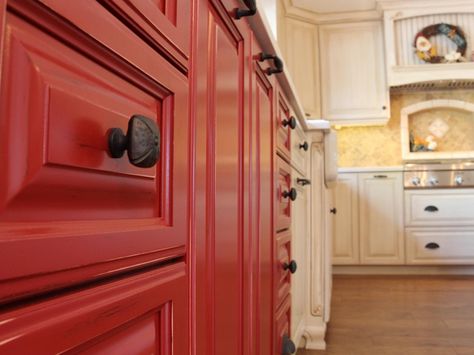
[[291, 0, 378, 13]]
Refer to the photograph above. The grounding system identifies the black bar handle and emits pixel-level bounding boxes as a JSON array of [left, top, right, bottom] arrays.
[[299, 141, 309, 151], [425, 242, 440, 250], [282, 116, 297, 130], [235, 0, 257, 19], [297, 178, 311, 186], [283, 260, 297, 274], [282, 188, 297, 201], [424, 205, 439, 212], [259, 52, 284, 75], [374, 175, 388, 179]]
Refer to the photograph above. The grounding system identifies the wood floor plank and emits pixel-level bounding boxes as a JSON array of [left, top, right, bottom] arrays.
[[299, 275, 474, 355]]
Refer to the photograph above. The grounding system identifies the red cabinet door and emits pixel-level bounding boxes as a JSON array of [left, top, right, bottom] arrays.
[[0, 263, 188, 354], [252, 37, 275, 355], [194, 1, 249, 354], [0, 9, 189, 303]]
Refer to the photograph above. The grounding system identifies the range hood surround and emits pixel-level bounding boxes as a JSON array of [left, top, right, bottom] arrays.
[[382, 2, 474, 87]]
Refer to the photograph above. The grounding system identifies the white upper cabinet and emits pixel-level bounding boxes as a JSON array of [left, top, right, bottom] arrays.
[[319, 21, 390, 126], [283, 18, 321, 118]]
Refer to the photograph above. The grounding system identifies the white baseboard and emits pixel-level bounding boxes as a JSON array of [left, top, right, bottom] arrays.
[[333, 265, 474, 275]]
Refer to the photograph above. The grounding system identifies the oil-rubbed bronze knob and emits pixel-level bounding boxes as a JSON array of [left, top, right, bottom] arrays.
[[108, 115, 160, 168], [283, 260, 297, 274], [282, 335, 296, 355], [282, 116, 297, 130], [282, 188, 297, 201]]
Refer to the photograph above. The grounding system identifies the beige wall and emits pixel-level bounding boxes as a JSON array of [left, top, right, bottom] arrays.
[[337, 89, 474, 167]]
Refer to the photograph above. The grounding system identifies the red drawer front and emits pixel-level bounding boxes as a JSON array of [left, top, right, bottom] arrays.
[[0, 263, 188, 354], [276, 157, 292, 232], [275, 230, 291, 309], [0, 12, 189, 303], [275, 295, 292, 355], [99, 0, 191, 70], [276, 92, 292, 160]]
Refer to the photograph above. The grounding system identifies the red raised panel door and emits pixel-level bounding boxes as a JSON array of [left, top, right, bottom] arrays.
[[253, 40, 275, 355], [276, 92, 292, 160], [275, 295, 291, 355], [0, 13, 189, 303], [99, 0, 191, 70], [275, 230, 291, 310], [276, 157, 292, 232], [0, 263, 188, 354]]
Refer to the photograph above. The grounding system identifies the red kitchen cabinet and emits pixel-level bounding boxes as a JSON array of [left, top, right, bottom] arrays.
[[0, 262, 188, 354], [0, 3, 189, 304]]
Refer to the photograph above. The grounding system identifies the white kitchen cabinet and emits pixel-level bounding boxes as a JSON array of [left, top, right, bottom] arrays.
[[358, 172, 404, 264], [291, 168, 309, 343], [319, 21, 390, 125], [332, 173, 360, 265], [283, 18, 321, 118]]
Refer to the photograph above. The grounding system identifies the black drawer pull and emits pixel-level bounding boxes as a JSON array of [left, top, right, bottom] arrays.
[[425, 242, 440, 250], [424, 205, 439, 212], [282, 335, 296, 355], [283, 260, 297, 274], [282, 116, 297, 130], [299, 141, 309, 151], [259, 53, 284, 76], [235, 0, 257, 19], [374, 175, 388, 179], [282, 188, 297, 201], [296, 178, 311, 186], [108, 114, 160, 168]]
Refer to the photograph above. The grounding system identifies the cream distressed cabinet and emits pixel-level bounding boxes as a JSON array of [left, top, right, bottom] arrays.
[[332, 173, 359, 265], [358, 172, 404, 264], [319, 21, 390, 125], [332, 172, 404, 265], [280, 18, 321, 118]]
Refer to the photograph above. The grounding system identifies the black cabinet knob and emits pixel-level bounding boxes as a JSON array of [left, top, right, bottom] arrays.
[[330, 208, 337, 214], [259, 52, 284, 76], [299, 141, 309, 151], [282, 188, 297, 201], [282, 116, 297, 130], [235, 0, 257, 19], [425, 242, 440, 250], [282, 335, 296, 355], [283, 260, 297, 274], [108, 115, 160, 168]]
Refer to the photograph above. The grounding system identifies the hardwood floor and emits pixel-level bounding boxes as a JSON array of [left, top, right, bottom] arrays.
[[298, 275, 474, 355]]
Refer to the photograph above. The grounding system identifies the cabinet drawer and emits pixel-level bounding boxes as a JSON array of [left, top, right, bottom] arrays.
[[275, 295, 292, 355], [276, 92, 293, 160], [0, 14, 189, 303], [406, 229, 474, 265], [276, 158, 293, 232], [0, 263, 188, 354], [405, 189, 474, 227], [290, 122, 308, 175], [275, 231, 291, 309], [100, 0, 191, 69]]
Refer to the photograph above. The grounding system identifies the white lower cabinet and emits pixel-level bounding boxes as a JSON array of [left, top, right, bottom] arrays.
[[359, 172, 404, 264], [332, 173, 359, 265], [405, 188, 474, 265], [332, 171, 404, 265], [406, 228, 474, 265]]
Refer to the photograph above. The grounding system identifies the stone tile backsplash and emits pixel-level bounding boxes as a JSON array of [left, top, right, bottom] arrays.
[[337, 90, 474, 167]]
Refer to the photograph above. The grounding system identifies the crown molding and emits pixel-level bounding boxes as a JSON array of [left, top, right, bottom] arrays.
[[376, 0, 474, 11], [282, 0, 381, 24]]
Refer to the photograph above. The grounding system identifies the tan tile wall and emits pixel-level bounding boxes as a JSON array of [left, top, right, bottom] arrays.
[[337, 90, 474, 167]]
